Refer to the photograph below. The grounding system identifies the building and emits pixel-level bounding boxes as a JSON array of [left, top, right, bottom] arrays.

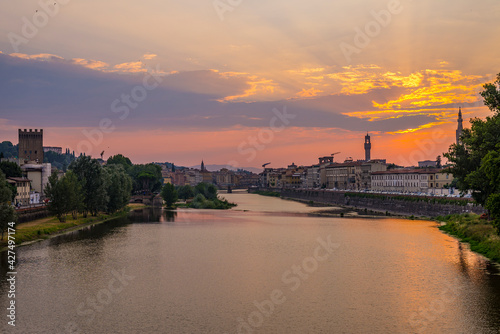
[[185, 169, 202, 186], [19, 129, 44, 163], [325, 161, 362, 190], [7, 177, 31, 206], [43, 146, 63, 154], [456, 107, 463, 144], [325, 159, 388, 190], [21, 163, 51, 196], [214, 168, 237, 188], [418, 160, 437, 168], [371, 168, 454, 194], [364, 133, 371, 161]]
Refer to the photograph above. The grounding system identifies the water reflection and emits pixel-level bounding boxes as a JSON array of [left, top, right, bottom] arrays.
[[2, 204, 500, 333]]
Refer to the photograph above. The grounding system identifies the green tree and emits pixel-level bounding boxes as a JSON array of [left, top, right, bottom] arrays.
[[0, 141, 18, 159], [104, 165, 132, 213], [69, 156, 108, 217], [64, 171, 84, 220], [44, 172, 69, 222], [44, 150, 75, 171], [436, 155, 442, 168], [0, 161, 22, 178], [128, 163, 162, 193], [0, 172, 17, 239], [107, 154, 133, 171], [195, 182, 218, 200], [161, 183, 178, 208], [177, 185, 195, 201], [445, 73, 500, 217]]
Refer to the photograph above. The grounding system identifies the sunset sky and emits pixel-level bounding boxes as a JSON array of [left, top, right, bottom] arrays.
[[1, 0, 499, 168]]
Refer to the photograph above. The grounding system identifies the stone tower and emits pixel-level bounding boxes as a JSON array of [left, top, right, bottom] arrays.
[[456, 107, 463, 144], [364, 133, 371, 161], [19, 129, 44, 162]]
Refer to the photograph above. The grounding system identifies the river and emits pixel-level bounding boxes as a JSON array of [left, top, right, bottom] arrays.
[[1, 190, 500, 333]]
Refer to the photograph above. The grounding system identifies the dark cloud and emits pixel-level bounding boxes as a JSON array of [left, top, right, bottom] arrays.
[[0, 53, 438, 133]]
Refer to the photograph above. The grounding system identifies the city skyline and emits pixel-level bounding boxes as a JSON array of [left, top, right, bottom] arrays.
[[1, 0, 499, 167]]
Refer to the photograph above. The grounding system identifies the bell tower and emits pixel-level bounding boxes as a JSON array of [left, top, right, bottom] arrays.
[[364, 133, 371, 161], [456, 107, 463, 144]]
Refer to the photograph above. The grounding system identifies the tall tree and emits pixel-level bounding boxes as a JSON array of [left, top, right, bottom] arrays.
[[69, 156, 108, 217], [0, 172, 16, 239], [161, 183, 178, 208], [104, 165, 132, 213], [445, 73, 500, 218], [44, 172, 70, 222], [64, 171, 84, 220]]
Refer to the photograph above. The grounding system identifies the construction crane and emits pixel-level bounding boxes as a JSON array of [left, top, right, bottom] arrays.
[[262, 162, 271, 168], [331, 152, 341, 157]]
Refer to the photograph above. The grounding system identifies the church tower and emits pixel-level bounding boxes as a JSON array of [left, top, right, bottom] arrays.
[[456, 107, 463, 144], [201, 160, 205, 171], [364, 133, 371, 161]]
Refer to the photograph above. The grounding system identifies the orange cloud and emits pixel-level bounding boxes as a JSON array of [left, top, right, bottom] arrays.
[[71, 58, 109, 70], [295, 87, 323, 98], [218, 73, 280, 102]]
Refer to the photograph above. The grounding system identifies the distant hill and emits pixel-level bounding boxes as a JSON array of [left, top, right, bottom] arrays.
[[190, 164, 262, 174]]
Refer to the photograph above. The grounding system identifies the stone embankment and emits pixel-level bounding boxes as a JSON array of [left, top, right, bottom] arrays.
[[250, 188, 484, 217]]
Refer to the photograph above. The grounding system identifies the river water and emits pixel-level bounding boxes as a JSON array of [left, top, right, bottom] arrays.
[[2, 191, 500, 333]]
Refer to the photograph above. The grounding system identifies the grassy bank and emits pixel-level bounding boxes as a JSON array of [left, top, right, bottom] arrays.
[[0, 204, 143, 250], [437, 213, 500, 262]]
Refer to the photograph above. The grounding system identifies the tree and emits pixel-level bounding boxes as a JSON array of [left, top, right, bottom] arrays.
[[161, 183, 178, 208], [0, 172, 16, 239], [0, 161, 22, 178], [44, 172, 69, 222], [0, 141, 18, 159], [104, 165, 132, 213], [69, 156, 108, 217], [128, 163, 162, 193], [177, 185, 195, 201], [445, 73, 500, 217], [436, 155, 442, 168], [44, 150, 75, 171], [107, 154, 133, 171], [195, 182, 218, 200], [64, 171, 84, 220]]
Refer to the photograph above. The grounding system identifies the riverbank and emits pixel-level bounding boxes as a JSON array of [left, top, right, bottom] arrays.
[[0, 203, 146, 251], [437, 213, 500, 263]]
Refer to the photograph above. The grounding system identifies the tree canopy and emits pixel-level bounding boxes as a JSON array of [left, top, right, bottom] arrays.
[[107, 154, 133, 171], [445, 73, 500, 226], [161, 183, 178, 208], [69, 156, 108, 217], [0, 171, 17, 238], [0, 141, 18, 159], [0, 161, 22, 178]]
